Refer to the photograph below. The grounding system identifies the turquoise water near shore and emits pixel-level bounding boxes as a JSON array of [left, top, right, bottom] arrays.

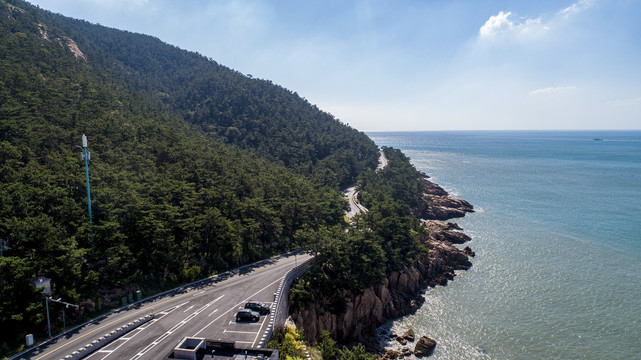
[[368, 131, 641, 360]]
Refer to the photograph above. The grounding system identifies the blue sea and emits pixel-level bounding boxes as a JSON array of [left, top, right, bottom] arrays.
[[368, 131, 641, 360]]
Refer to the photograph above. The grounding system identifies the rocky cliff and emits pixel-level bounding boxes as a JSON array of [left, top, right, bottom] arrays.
[[291, 175, 475, 345], [411, 173, 474, 220]]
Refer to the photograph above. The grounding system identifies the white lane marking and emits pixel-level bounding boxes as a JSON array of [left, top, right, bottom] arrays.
[[192, 277, 283, 337], [158, 301, 190, 315], [224, 330, 257, 335], [229, 320, 263, 326], [91, 322, 151, 360], [251, 316, 269, 347], [192, 290, 206, 296], [182, 305, 194, 313], [129, 295, 224, 360], [208, 309, 218, 317]]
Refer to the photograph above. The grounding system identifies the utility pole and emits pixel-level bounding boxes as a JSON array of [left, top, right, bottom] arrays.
[[80, 134, 94, 254], [45, 296, 51, 337]]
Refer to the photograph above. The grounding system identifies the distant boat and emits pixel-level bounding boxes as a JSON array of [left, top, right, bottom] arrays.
[[593, 138, 604, 141]]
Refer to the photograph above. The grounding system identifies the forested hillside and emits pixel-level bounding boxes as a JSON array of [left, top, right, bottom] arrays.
[[0, 0, 378, 353], [290, 148, 428, 314], [50, 8, 379, 189]]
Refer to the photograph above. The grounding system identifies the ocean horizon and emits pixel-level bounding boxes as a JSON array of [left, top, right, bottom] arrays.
[[368, 130, 641, 360]]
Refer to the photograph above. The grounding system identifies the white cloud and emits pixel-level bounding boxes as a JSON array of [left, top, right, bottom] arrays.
[[479, 11, 548, 39], [558, 0, 594, 18], [529, 85, 576, 96], [479, 11, 514, 38], [607, 96, 641, 107], [479, 0, 593, 40]]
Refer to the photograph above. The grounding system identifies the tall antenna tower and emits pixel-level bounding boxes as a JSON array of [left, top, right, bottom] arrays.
[[81, 134, 94, 254]]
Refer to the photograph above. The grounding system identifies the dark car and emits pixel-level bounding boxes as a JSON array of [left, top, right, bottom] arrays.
[[236, 309, 260, 322], [244, 300, 270, 315]]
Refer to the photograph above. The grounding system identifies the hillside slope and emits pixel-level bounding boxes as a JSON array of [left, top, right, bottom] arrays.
[[47, 7, 379, 188], [0, 0, 377, 353]]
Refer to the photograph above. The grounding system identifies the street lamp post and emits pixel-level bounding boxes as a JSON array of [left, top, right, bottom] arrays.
[[45, 296, 51, 337], [45, 297, 79, 336]]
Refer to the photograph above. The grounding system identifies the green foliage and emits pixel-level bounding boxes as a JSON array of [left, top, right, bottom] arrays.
[[0, 0, 377, 354], [316, 331, 376, 360], [357, 147, 428, 271], [319, 330, 337, 360], [266, 325, 306, 360], [359, 147, 424, 209], [292, 225, 386, 313], [38, 2, 380, 189], [336, 344, 377, 360], [292, 147, 429, 314]]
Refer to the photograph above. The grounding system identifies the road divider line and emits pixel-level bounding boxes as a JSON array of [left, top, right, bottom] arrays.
[[128, 294, 225, 359], [192, 277, 283, 337]]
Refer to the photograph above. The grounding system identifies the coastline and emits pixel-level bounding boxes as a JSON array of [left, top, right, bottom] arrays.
[[291, 172, 476, 357], [365, 130, 641, 359]]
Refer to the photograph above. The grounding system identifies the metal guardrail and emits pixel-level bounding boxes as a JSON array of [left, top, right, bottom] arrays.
[[9, 251, 303, 360], [259, 254, 313, 347], [57, 314, 153, 360]]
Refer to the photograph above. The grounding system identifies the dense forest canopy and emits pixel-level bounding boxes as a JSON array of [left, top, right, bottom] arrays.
[[0, 0, 382, 354], [53, 8, 379, 189], [290, 147, 429, 314]]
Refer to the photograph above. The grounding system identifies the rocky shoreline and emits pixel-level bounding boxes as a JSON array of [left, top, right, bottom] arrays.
[[291, 173, 476, 358]]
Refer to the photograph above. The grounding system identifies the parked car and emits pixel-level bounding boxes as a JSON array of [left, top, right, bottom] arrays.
[[244, 300, 270, 315], [236, 309, 260, 322]]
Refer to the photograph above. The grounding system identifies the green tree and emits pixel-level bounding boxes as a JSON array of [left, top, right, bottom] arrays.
[[336, 344, 377, 360], [319, 330, 337, 360], [266, 325, 306, 360]]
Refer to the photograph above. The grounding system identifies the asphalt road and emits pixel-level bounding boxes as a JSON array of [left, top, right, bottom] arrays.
[[19, 252, 311, 360], [344, 186, 368, 219], [376, 150, 388, 172], [344, 150, 388, 219]]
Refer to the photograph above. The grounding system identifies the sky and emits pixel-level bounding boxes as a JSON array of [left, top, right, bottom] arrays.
[[27, 0, 641, 131]]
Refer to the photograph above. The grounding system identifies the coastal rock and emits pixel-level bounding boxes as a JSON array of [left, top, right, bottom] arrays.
[[291, 238, 472, 344], [412, 176, 474, 220], [463, 246, 475, 257], [420, 177, 449, 197], [416, 196, 474, 220], [396, 337, 408, 345], [413, 336, 437, 357], [291, 173, 475, 348], [401, 329, 415, 342], [425, 221, 471, 244], [380, 349, 399, 360], [445, 222, 463, 230]]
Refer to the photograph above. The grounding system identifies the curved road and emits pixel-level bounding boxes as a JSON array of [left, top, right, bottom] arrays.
[[376, 150, 388, 172], [18, 253, 310, 360], [345, 150, 388, 219]]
